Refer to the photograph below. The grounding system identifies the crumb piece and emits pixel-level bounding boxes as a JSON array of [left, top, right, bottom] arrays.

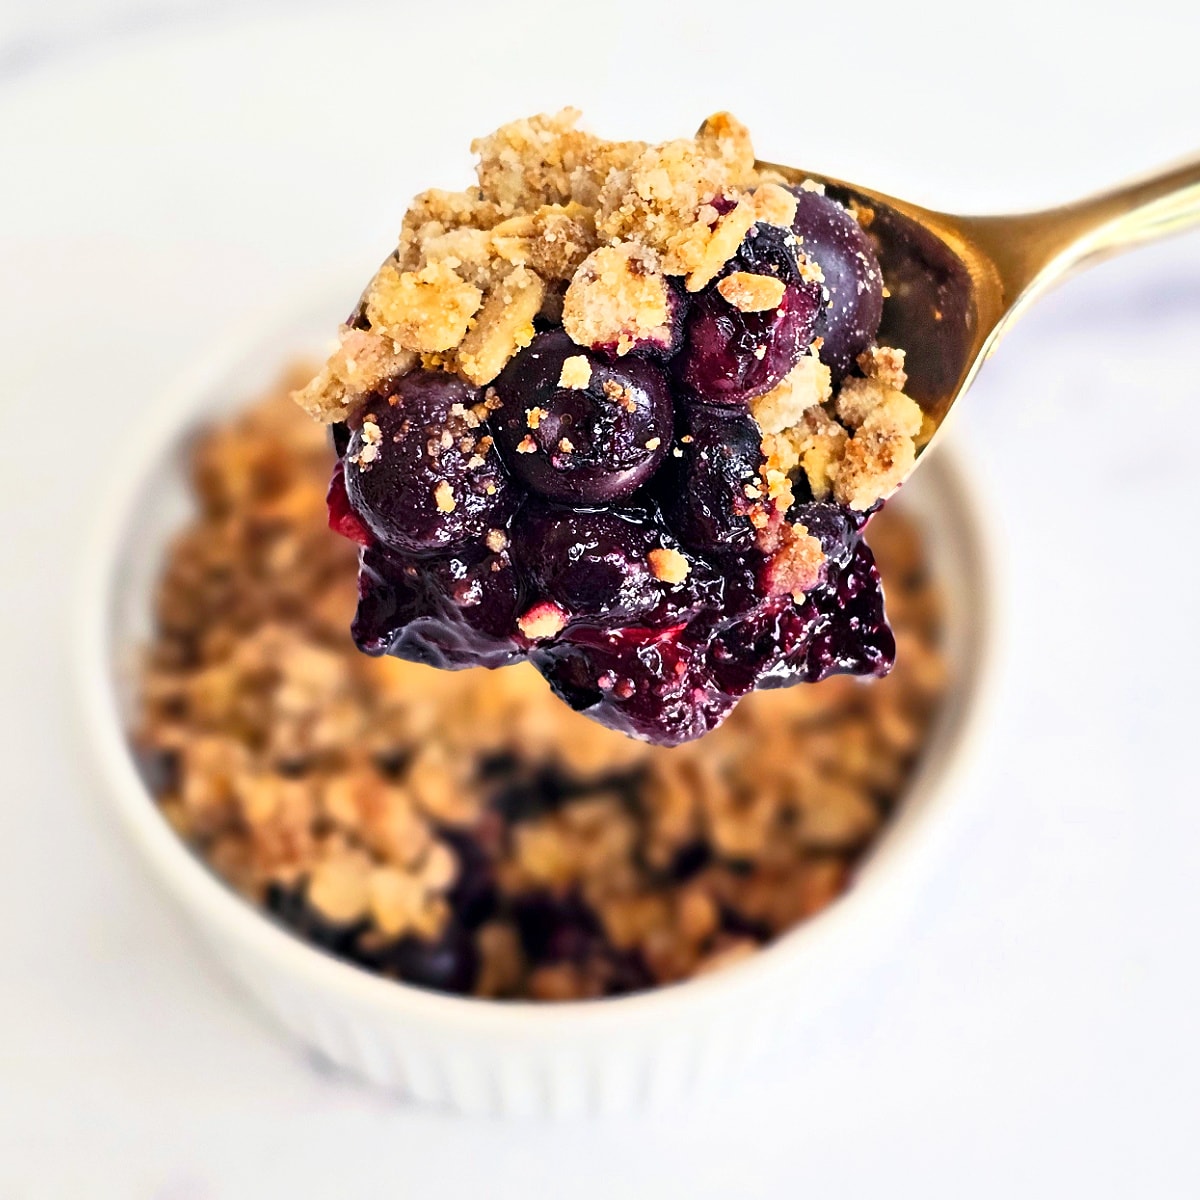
[[433, 480, 456, 512], [760, 524, 826, 599], [484, 528, 508, 553], [558, 355, 593, 389], [749, 356, 832, 434], [857, 344, 908, 391], [832, 377, 923, 509], [647, 548, 690, 584], [307, 854, 372, 925], [517, 601, 568, 640], [694, 112, 757, 178], [291, 327, 416, 424], [602, 378, 636, 412], [644, 437, 661, 451], [751, 183, 799, 228], [797, 255, 825, 285], [455, 267, 546, 386], [516, 436, 537, 454], [562, 243, 672, 355], [596, 132, 756, 288], [364, 260, 482, 353], [558, 437, 575, 453], [716, 271, 786, 313], [685, 198, 757, 291], [489, 202, 598, 281], [525, 406, 548, 428]]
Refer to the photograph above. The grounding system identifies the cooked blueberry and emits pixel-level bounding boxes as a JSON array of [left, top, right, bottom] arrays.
[[441, 830, 498, 928], [493, 331, 673, 504], [351, 543, 524, 670], [664, 404, 763, 553], [789, 188, 884, 380], [532, 625, 735, 746], [513, 891, 602, 962], [787, 540, 895, 681], [382, 925, 479, 995], [511, 502, 713, 627], [326, 461, 373, 547], [676, 224, 821, 405], [344, 370, 514, 554], [788, 500, 860, 571], [707, 599, 807, 696]]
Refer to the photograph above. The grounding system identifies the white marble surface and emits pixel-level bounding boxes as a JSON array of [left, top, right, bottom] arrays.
[[2, 3, 1199, 1195]]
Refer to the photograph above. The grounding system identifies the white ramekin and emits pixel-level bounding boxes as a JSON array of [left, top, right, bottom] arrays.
[[79, 288, 999, 1119]]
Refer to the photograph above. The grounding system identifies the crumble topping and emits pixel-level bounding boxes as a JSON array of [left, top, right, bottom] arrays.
[[136, 381, 946, 999], [751, 182, 799, 228], [363, 260, 482, 353], [561, 243, 672, 355], [293, 110, 923, 517]]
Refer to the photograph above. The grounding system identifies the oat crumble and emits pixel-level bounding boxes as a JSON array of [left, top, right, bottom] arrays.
[[134, 382, 946, 1000]]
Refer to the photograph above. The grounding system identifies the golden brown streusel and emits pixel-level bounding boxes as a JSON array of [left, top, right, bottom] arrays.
[[293, 109, 923, 517], [137, 379, 946, 1000]]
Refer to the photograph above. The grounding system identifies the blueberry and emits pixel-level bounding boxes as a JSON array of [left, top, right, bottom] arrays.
[[788, 500, 859, 571], [789, 188, 884, 380], [351, 543, 524, 670], [531, 625, 736, 746], [326, 461, 373, 547], [381, 925, 479, 995], [706, 598, 807, 696], [663, 404, 763, 553], [676, 223, 821, 406], [513, 892, 602, 963], [787, 540, 895, 681], [511, 502, 714, 628], [344, 370, 514, 554], [493, 331, 673, 504]]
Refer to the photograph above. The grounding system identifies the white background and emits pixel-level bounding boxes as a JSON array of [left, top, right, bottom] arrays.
[[2, 1, 1199, 1195]]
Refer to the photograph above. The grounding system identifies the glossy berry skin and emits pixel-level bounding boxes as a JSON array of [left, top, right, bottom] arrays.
[[663, 404, 762, 553], [344, 370, 513, 554], [511, 502, 716, 628], [352, 543, 524, 670], [532, 623, 737, 746], [789, 188, 884, 380], [493, 331, 673, 504], [676, 223, 822, 406]]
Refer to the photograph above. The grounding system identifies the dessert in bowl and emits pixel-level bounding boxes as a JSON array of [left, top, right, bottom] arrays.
[[81, 281, 994, 1113]]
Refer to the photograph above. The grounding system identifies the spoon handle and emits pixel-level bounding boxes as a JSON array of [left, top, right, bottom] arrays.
[[960, 152, 1200, 317]]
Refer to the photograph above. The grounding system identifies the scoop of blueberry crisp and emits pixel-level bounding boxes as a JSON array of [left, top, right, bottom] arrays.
[[295, 111, 926, 745]]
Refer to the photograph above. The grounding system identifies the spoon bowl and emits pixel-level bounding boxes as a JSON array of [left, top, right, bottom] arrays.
[[758, 152, 1200, 469]]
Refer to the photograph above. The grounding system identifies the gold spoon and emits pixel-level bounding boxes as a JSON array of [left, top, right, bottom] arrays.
[[758, 153, 1200, 457]]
